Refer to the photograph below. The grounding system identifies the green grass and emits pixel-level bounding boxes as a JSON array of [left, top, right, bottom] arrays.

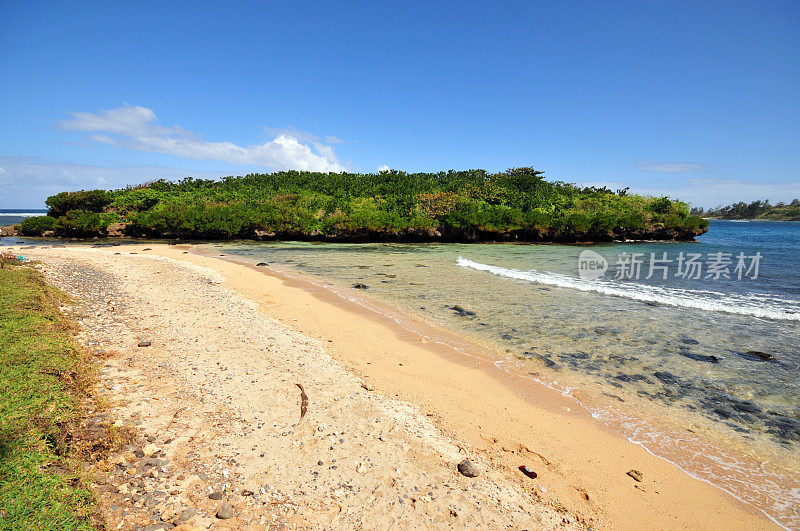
[[0, 265, 95, 529]]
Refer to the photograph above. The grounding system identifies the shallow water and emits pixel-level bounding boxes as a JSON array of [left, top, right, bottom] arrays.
[[210, 220, 800, 528]]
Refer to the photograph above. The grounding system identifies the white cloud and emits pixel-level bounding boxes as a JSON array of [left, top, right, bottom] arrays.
[[60, 105, 344, 172], [377, 164, 390, 172], [637, 162, 707, 173]]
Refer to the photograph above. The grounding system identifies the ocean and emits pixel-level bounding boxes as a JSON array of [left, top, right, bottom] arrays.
[[208, 220, 800, 528], [0, 209, 48, 226]]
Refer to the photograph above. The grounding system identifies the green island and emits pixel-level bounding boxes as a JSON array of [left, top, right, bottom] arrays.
[[691, 199, 800, 221], [19, 167, 708, 241]]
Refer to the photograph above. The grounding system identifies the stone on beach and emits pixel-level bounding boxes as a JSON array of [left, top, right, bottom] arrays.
[[626, 469, 643, 482], [457, 459, 480, 477], [216, 502, 234, 519]]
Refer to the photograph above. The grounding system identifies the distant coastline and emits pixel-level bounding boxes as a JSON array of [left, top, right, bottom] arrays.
[[693, 199, 800, 222]]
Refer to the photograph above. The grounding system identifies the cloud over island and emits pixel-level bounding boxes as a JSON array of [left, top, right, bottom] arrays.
[[60, 105, 344, 172]]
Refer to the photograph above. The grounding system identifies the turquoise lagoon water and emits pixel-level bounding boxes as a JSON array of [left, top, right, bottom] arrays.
[[211, 220, 800, 528]]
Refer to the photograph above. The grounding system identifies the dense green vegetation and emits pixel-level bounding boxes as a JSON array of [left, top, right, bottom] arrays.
[[692, 199, 800, 221], [0, 264, 95, 529], [21, 168, 708, 241]]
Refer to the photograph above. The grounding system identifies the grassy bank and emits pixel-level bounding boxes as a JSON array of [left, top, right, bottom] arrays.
[[0, 262, 95, 529]]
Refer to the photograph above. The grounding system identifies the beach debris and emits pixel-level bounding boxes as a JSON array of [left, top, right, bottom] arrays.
[[256, 262, 268, 266], [296, 383, 308, 420], [449, 305, 476, 317], [518, 465, 538, 479], [356, 462, 367, 474], [0, 252, 25, 268], [730, 350, 776, 362], [626, 469, 643, 482], [208, 491, 223, 500], [457, 459, 480, 477], [138, 341, 152, 347], [353, 283, 369, 289], [216, 502, 234, 519]]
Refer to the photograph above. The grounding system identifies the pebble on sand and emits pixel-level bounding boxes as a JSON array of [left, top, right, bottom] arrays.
[[457, 459, 480, 478], [138, 341, 152, 347], [216, 502, 234, 519], [627, 469, 643, 482]]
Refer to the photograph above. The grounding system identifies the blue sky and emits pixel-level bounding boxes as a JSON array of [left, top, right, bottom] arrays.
[[1, 1, 798, 208]]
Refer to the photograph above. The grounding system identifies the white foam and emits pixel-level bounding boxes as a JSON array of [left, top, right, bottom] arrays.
[[457, 257, 800, 321], [0, 212, 46, 217]]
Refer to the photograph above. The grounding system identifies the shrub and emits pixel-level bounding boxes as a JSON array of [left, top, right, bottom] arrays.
[[56, 210, 119, 237], [19, 216, 58, 236], [46, 190, 113, 217]]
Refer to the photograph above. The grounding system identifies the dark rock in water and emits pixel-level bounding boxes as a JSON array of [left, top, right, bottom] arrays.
[[626, 469, 643, 482], [449, 305, 476, 317], [730, 400, 761, 414], [256, 262, 268, 266], [209, 491, 223, 500], [457, 459, 480, 477], [352, 283, 369, 289], [653, 371, 680, 385], [501, 334, 514, 340], [680, 338, 700, 345], [216, 502, 234, 519], [680, 351, 719, 363], [730, 350, 776, 362], [522, 351, 558, 369], [766, 417, 800, 443], [615, 373, 651, 384], [602, 392, 625, 402], [137, 341, 152, 348], [559, 351, 590, 360], [713, 407, 735, 420]]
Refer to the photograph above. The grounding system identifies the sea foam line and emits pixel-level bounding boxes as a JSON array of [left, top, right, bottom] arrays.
[[456, 257, 800, 321]]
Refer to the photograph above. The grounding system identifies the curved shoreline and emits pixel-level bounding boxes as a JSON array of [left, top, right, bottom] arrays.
[[4, 240, 785, 528], [181, 244, 781, 528]]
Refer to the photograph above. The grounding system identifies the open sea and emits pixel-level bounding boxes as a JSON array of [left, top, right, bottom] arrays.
[[0, 209, 47, 226], [208, 220, 800, 528]]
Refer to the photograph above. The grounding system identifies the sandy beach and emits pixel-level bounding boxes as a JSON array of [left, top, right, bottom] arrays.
[[14, 242, 776, 529]]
